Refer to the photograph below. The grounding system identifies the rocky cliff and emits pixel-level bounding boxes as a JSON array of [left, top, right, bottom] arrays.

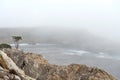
[[0, 49, 117, 80], [0, 50, 35, 80]]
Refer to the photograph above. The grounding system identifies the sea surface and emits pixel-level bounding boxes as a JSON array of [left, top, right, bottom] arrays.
[[11, 43, 120, 79], [16, 43, 120, 60]]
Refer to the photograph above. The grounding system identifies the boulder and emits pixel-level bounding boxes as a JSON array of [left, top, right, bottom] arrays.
[[0, 50, 35, 80], [0, 66, 21, 80]]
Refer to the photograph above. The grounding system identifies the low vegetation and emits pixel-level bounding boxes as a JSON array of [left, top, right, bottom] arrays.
[[0, 43, 11, 49]]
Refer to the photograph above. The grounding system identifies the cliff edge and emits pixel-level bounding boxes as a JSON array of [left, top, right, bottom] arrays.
[[0, 49, 117, 80]]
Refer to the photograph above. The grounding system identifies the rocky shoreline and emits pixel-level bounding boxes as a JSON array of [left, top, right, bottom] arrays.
[[0, 49, 117, 80]]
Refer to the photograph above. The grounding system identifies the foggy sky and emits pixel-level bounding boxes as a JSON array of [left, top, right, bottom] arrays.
[[0, 0, 120, 42]]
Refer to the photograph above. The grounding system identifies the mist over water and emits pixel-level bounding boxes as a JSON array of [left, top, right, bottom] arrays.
[[4, 26, 119, 62], [1, 27, 120, 55]]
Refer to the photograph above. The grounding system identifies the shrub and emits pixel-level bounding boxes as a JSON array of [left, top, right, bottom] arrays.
[[0, 43, 11, 49]]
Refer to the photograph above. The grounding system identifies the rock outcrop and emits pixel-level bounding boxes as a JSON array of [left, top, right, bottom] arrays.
[[0, 50, 35, 80], [3, 49, 116, 80]]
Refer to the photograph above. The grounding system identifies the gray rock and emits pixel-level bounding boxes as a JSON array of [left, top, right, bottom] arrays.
[[0, 50, 35, 80]]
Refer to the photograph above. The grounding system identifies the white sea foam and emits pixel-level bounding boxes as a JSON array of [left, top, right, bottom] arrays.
[[63, 50, 89, 56], [96, 52, 113, 59], [10, 43, 29, 46], [20, 43, 29, 46], [35, 43, 56, 46], [63, 50, 118, 60]]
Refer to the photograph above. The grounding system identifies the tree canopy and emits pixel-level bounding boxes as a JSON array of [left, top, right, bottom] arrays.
[[12, 36, 22, 49]]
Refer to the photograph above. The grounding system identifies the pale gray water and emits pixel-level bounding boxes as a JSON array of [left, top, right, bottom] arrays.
[[18, 43, 120, 60]]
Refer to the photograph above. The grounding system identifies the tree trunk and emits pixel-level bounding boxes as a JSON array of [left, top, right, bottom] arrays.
[[16, 41, 19, 49], [15, 41, 19, 49]]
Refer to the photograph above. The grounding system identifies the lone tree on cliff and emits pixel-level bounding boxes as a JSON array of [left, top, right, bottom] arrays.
[[12, 36, 22, 49]]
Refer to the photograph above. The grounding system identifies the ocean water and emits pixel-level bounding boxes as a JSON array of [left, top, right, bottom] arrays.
[[17, 43, 120, 60]]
